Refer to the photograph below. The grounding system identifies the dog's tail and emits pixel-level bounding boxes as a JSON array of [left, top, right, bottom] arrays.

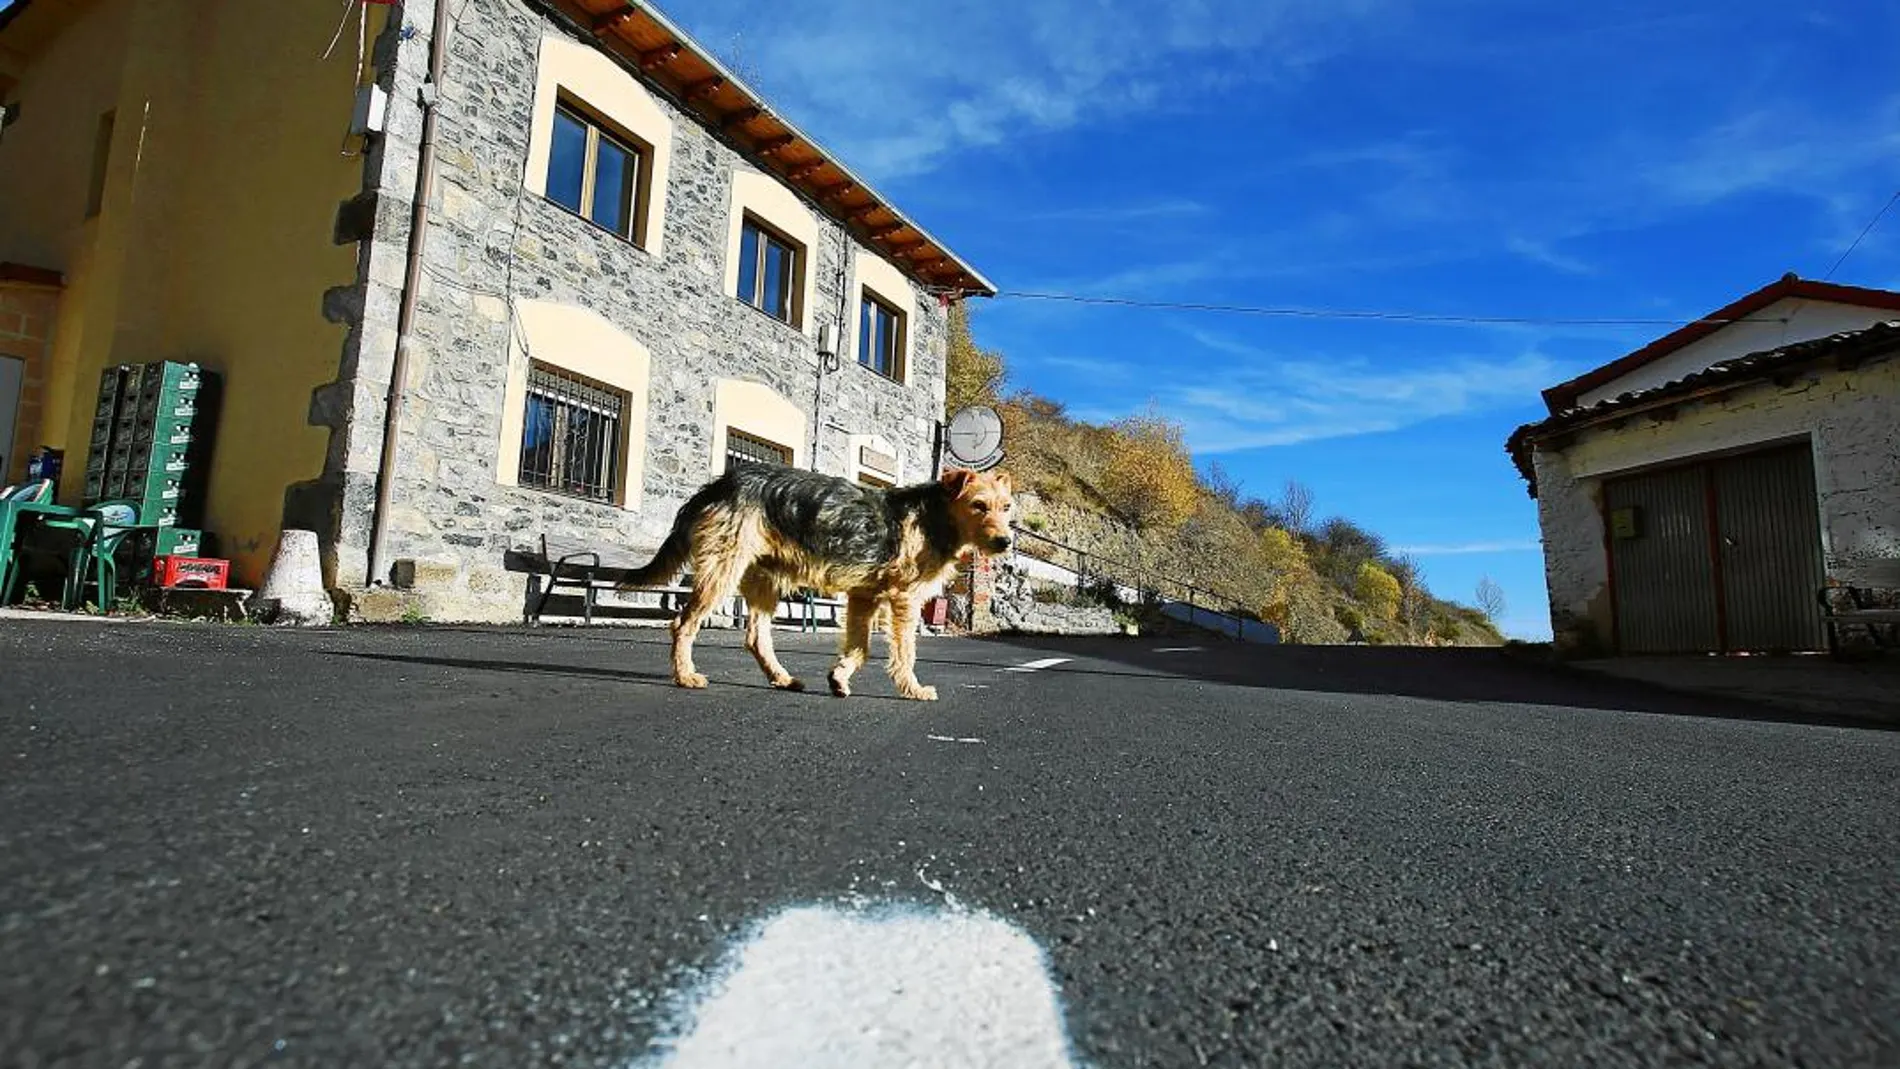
[[615, 528, 691, 591], [615, 483, 719, 590]]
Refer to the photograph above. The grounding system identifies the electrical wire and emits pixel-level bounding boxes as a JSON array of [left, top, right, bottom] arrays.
[[986, 290, 1790, 327], [1823, 189, 1900, 281]]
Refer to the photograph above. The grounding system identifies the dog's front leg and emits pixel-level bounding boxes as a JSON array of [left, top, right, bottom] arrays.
[[828, 593, 878, 697], [885, 595, 937, 701]]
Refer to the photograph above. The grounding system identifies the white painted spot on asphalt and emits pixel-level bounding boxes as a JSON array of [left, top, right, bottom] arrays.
[[638, 904, 1078, 1069], [1002, 657, 1070, 673], [926, 734, 985, 744], [1154, 646, 1204, 653]]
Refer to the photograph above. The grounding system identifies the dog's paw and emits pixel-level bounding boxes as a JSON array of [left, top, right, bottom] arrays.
[[898, 683, 939, 702], [676, 671, 709, 690], [772, 676, 806, 692], [827, 671, 852, 698]]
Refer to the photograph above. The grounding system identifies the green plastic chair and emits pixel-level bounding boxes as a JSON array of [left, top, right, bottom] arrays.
[[63, 500, 144, 613], [0, 480, 57, 606]]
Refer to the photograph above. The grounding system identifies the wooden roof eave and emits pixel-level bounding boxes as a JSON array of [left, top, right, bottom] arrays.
[[541, 0, 995, 299]]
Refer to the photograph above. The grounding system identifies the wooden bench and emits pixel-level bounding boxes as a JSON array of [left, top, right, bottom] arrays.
[[1818, 584, 1900, 657], [503, 534, 685, 626], [504, 534, 845, 629]]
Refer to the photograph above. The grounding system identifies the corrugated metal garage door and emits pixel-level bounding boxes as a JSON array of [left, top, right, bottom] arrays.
[[1714, 446, 1827, 651], [1606, 442, 1826, 654], [1606, 465, 1720, 653]]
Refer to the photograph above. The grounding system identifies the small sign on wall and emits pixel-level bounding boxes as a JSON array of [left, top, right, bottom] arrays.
[[1610, 506, 1642, 540], [859, 446, 898, 480]]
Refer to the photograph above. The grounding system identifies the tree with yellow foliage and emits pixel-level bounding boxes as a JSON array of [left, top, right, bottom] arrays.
[[1354, 561, 1403, 621], [1100, 412, 1200, 533], [943, 302, 1005, 418]]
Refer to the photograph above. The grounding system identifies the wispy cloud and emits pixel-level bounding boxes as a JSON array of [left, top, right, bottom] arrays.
[[1642, 100, 1900, 210], [1026, 199, 1213, 225], [1392, 539, 1543, 556], [1104, 330, 1565, 452], [687, 0, 1407, 180], [1505, 235, 1595, 276]]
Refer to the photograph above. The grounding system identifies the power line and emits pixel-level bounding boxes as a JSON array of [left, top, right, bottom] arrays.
[[1823, 188, 1900, 281], [990, 290, 1790, 327]]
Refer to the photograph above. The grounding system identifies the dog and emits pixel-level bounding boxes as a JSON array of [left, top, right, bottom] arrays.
[[618, 463, 1016, 700]]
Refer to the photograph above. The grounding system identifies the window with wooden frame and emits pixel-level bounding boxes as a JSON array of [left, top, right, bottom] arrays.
[[518, 363, 628, 503], [545, 99, 649, 243], [724, 428, 793, 471], [736, 215, 802, 325], [858, 291, 905, 380]]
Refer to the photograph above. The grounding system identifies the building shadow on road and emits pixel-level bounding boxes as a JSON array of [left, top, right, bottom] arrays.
[[323, 647, 932, 705], [950, 634, 1897, 732]]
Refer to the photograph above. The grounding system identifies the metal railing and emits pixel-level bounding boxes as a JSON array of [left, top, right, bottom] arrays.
[[1002, 524, 1261, 639]]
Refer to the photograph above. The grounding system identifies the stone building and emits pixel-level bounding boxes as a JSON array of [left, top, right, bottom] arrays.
[[0, 0, 993, 621], [1507, 275, 1900, 654]]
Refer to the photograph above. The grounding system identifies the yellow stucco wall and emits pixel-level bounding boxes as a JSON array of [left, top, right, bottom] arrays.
[[0, 0, 382, 585]]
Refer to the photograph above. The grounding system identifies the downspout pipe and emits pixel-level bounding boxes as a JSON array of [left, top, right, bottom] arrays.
[[365, 0, 452, 587]]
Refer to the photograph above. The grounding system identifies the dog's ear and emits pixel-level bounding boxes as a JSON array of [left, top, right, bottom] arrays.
[[991, 471, 1013, 495], [940, 468, 975, 498]]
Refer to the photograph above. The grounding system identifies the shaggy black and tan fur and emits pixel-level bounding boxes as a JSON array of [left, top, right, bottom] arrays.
[[618, 463, 1016, 700]]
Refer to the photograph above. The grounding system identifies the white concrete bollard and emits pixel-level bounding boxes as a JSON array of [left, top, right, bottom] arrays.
[[251, 529, 334, 626]]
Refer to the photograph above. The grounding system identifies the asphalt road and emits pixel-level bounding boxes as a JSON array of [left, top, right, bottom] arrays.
[[2, 619, 1895, 1068]]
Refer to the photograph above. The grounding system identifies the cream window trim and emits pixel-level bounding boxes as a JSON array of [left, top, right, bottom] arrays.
[[711, 379, 808, 475], [724, 166, 821, 334], [523, 32, 673, 257], [495, 300, 651, 511], [849, 249, 919, 387]]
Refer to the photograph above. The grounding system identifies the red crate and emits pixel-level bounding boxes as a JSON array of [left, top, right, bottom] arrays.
[[921, 595, 951, 627], [155, 555, 229, 590]]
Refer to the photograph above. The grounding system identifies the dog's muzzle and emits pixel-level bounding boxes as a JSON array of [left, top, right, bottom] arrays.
[[989, 535, 1013, 553]]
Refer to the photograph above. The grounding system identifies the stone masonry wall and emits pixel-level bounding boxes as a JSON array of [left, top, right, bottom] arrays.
[[307, 0, 950, 620]]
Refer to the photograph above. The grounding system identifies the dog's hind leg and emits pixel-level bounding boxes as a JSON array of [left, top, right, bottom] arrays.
[[884, 594, 937, 701], [827, 592, 879, 698], [670, 520, 750, 690], [741, 568, 803, 691]]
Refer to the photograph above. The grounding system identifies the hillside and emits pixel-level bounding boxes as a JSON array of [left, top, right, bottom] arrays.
[[947, 305, 1505, 646]]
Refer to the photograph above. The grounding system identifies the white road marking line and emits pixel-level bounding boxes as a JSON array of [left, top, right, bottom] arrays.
[[641, 904, 1078, 1068], [926, 735, 985, 744], [1002, 657, 1071, 673], [1154, 646, 1204, 653]]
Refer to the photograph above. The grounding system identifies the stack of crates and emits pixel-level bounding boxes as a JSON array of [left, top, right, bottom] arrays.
[[82, 361, 220, 560]]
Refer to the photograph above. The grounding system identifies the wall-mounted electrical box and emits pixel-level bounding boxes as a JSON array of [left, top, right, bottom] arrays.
[[350, 85, 389, 137]]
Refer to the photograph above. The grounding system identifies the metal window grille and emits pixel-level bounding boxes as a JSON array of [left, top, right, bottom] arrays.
[[725, 428, 792, 471], [519, 364, 624, 502]]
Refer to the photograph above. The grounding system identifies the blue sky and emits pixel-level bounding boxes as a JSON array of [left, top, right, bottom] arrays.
[[661, 0, 1900, 640]]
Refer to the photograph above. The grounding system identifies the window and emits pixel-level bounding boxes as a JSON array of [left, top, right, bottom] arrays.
[[737, 216, 799, 324], [86, 110, 115, 218], [858, 293, 904, 379], [545, 102, 645, 242], [725, 428, 792, 471], [518, 364, 626, 502]]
